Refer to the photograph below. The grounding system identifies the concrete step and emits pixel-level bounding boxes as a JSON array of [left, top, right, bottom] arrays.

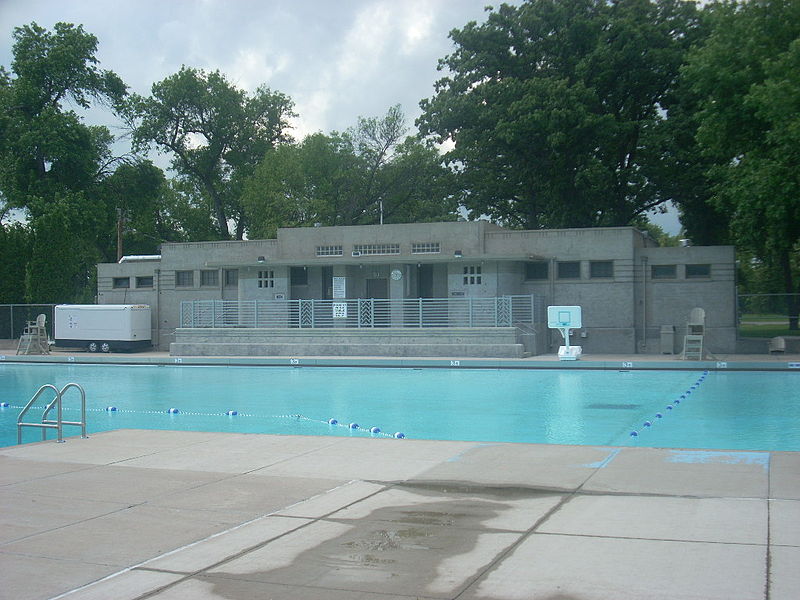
[[170, 342, 526, 358]]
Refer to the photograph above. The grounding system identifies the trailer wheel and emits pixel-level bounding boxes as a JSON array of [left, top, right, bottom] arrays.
[[87, 342, 98, 353], [100, 342, 111, 353]]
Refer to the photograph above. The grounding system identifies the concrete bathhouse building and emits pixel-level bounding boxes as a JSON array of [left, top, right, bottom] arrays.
[[97, 221, 736, 357]]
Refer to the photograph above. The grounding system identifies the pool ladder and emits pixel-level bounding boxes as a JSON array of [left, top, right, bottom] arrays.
[[17, 383, 88, 444]]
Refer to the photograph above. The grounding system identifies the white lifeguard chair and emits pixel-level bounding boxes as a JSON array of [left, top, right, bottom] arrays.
[[682, 308, 705, 360], [548, 305, 582, 361], [16, 314, 50, 355]]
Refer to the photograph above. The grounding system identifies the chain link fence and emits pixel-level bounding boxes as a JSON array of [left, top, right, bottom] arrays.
[[0, 305, 57, 342]]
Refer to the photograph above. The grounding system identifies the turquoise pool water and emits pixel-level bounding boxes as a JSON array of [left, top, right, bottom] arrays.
[[1, 363, 797, 450]]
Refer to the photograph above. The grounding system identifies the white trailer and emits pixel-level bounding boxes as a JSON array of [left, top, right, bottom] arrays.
[[54, 304, 152, 353]]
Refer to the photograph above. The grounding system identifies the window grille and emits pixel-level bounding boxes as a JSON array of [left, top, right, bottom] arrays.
[[411, 242, 440, 254], [258, 270, 275, 288], [353, 243, 400, 255], [316, 245, 343, 257], [463, 265, 482, 285], [200, 270, 218, 286], [589, 261, 614, 278], [175, 271, 194, 287]]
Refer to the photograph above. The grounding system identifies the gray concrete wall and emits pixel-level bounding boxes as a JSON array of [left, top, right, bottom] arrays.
[[96, 223, 738, 354]]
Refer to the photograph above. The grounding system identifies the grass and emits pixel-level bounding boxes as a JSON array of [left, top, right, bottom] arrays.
[[738, 314, 798, 338]]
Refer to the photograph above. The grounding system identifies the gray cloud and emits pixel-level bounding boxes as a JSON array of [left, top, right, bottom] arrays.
[[1, 0, 499, 140]]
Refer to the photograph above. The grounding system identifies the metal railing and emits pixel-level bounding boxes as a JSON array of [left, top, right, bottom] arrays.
[[180, 295, 543, 329], [17, 383, 87, 444]]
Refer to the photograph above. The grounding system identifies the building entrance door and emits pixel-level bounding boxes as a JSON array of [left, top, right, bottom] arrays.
[[417, 264, 434, 298], [366, 278, 388, 299]]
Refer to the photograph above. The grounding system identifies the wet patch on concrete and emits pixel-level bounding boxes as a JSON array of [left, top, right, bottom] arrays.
[[205, 487, 542, 598]]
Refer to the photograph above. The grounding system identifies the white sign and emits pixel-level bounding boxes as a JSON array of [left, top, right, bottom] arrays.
[[332, 276, 346, 299], [333, 302, 348, 319]]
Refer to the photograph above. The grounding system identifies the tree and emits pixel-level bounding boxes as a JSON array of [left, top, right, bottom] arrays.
[[0, 22, 127, 303], [683, 0, 800, 329], [241, 107, 459, 237], [0, 220, 31, 303], [100, 160, 172, 259], [417, 0, 705, 229], [126, 67, 295, 239], [0, 22, 126, 209]]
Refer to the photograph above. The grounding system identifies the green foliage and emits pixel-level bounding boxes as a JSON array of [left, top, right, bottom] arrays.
[[0, 221, 31, 303], [0, 22, 127, 303], [242, 107, 458, 238], [0, 22, 125, 207], [25, 192, 105, 303], [126, 67, 296, 239], [418, 0, 704, 229], [683, 0, 800, 327]]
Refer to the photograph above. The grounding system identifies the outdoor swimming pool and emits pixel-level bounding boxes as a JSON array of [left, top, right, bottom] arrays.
[[1, 363, 797, 451]]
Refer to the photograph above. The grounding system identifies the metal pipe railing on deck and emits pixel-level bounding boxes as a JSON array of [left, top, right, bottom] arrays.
[[180, 295, 541, 329]]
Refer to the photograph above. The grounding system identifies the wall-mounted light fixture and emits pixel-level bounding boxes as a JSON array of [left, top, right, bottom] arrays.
[[454, 250, 463, 258], [257, 256, 266, 263]]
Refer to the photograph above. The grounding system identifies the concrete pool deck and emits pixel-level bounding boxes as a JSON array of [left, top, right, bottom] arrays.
[[1, 351, 799, 599], [2, 430, 799, 600]]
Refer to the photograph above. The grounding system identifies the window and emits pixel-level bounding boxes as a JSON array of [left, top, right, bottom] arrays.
[[525, 261, 549, 280], [651, 264, 677, 279], [135, 276, 153, 288], [686, 264, 711, 279], [175, 270, 194, 287], [412, 242, 440, 254], [290, 267, 308, 286], [224, 269, 238, 287], [590, 260, 614, 278], [316, 245, 343, 257], [112, 277, 130, 289], [463, 265, 482, 285], [353, 243, 400, 255], [200, 270, 218, 287], [557, 261, 581, 279], [258, 270, 275, 288]]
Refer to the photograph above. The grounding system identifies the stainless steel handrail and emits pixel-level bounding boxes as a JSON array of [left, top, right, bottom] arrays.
[[17, 383, 88, 444], [42, 383, 88, 441]]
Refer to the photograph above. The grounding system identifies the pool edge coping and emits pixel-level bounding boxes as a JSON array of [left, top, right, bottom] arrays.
[[2, 353, 799, 371]]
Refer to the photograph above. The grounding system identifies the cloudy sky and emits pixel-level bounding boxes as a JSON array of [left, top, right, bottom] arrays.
[[0, 0, 504, 140], [0, 0, 680, 232]]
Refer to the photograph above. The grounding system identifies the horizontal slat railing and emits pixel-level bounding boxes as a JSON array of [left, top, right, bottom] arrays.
[[180, 295, 541, 329]]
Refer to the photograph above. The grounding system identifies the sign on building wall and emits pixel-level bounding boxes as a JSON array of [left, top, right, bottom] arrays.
[[332, 276, 346, 299], [333, 302, 348, 319]]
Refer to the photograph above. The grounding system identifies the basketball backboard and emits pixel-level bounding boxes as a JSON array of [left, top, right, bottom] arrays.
[[547, 305, 582, 329]]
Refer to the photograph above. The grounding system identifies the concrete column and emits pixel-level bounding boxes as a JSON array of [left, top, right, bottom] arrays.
[[389, 264, 405, 326]]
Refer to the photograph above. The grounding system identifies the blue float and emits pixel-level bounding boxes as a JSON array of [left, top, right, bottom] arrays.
[[674, 399, 680, 404], [168, 408, 180, 414], [655, 413, 663, 419], [349, 422, 359, 429], [105, 406, 117, 412], [630, 431, 639, 437], [370, 426, 381, 434], [328, 418, 338, 425], [0, 402, 9, 408], [643, 421, 652, 427], [225, 410, 238, 416], [394, 432, 405, 439], [666, 405, 673, 410]]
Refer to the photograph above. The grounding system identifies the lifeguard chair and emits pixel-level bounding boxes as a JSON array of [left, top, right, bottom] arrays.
[[16, 314, 50, 355], [682, 308, 705, 360]]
